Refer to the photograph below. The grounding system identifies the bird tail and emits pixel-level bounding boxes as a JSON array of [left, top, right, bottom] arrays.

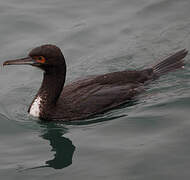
[[152, 49, 188, 76]]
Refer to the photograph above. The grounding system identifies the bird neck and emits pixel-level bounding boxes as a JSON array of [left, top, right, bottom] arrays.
[[40, 68, 66, 105], [29, 66, 66, 118]]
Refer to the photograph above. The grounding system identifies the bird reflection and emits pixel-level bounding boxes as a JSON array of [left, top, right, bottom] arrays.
[[39, 121, 75, 169], [23, 121, 75, 171]]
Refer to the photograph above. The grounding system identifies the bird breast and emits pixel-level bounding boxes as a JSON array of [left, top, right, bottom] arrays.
[[29, 96, 42, 117]]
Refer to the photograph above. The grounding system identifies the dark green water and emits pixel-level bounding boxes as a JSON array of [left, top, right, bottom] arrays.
[[0, 0, 190, 179]]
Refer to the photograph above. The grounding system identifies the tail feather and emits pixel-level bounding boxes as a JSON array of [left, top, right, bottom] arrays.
[[153, 49, 188, 76]]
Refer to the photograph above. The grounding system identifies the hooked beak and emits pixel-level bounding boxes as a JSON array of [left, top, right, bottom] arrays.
[[3, 57, 36, 66]]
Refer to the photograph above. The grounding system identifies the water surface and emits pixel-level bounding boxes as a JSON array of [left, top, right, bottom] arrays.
[[0, 0, 190, 179]]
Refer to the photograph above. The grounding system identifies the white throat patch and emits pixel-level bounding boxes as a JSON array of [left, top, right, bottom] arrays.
[[29, 96, 42, 117]]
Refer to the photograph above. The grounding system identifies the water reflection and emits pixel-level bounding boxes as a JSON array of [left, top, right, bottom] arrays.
[[26, 100, 137, 170], [38, 122, 75, 170]]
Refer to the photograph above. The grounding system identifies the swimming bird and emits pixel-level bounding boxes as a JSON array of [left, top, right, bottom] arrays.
[[3, 45, 188, 121]]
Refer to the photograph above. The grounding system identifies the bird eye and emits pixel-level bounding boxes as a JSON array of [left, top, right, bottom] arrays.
[[35, 56, 46, 63]]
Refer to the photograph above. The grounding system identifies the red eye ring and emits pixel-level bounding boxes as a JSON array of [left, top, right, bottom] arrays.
[[35, 56, 46, 63]]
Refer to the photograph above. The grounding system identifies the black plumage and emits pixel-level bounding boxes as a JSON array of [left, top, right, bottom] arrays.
[[3, 45, 188, 121]]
